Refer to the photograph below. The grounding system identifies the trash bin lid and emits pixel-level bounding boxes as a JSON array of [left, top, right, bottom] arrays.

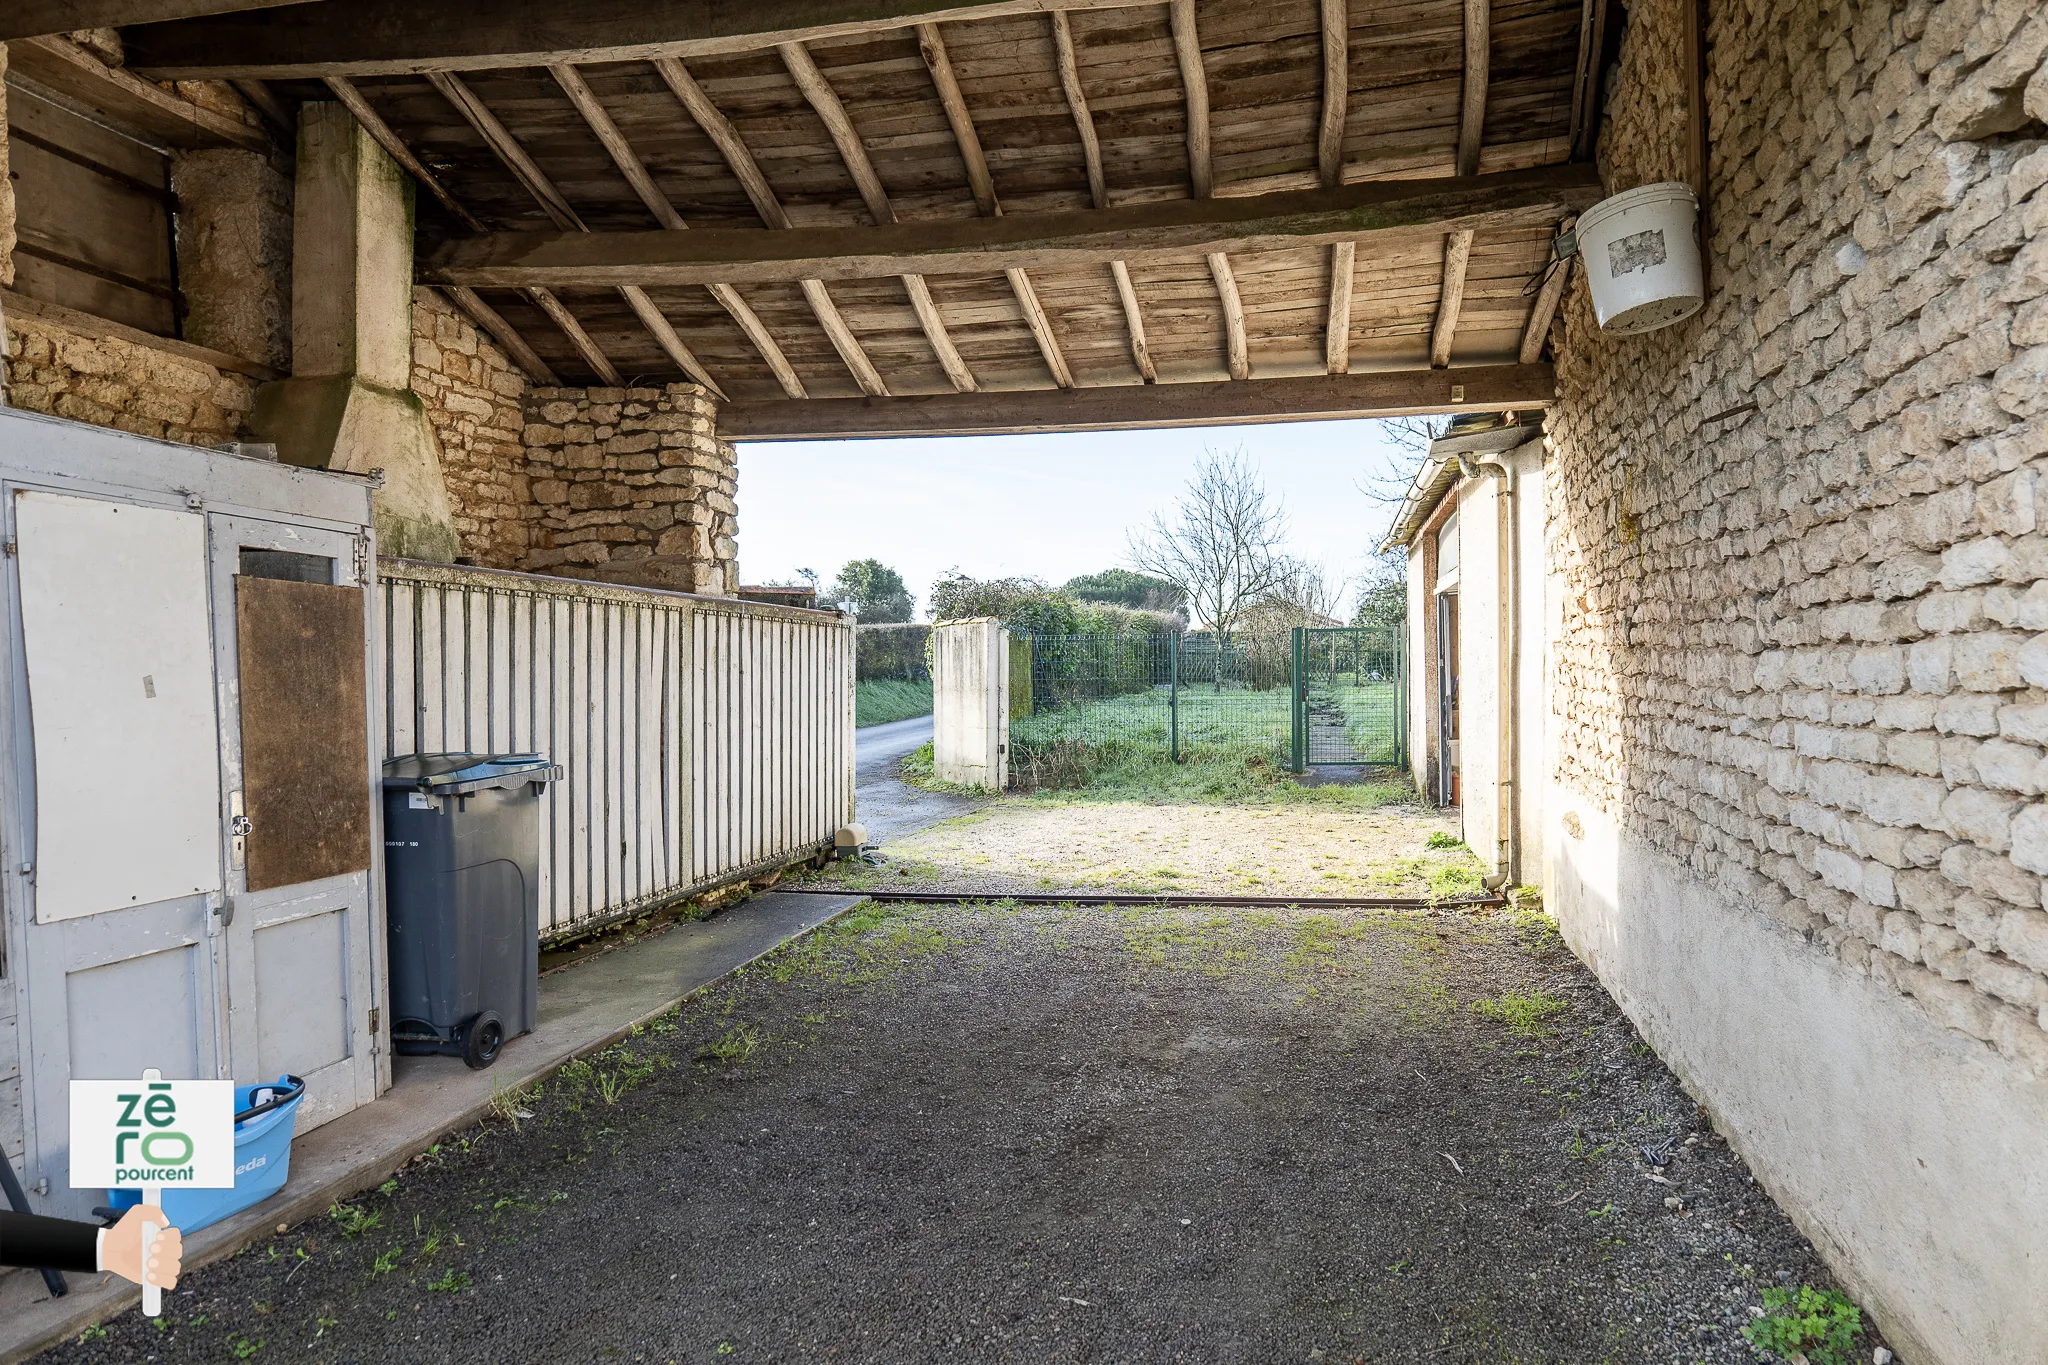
[[383, 753, 555, 795]]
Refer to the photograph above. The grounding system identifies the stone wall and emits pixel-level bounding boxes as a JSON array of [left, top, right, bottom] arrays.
[[1544, 0, 2048, 1357], [519, 383, 738, 595], [1550, 0, 2048, 1077], [411, 287, 531, 567], [3, 302, 257, 443]]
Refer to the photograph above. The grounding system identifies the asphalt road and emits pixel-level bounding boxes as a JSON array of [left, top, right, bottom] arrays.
[[853, 714, 975, 844], [40, 898, 1867, 1365]]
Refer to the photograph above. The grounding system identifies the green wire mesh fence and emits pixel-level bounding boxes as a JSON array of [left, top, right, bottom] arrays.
[[1009, 626, 1404, 773]]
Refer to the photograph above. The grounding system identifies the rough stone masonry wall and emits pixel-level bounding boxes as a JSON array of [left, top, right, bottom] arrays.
[[410, 287, 531, 566], [519, 384, 738, 594], [1547, 0, 2048, 1076]]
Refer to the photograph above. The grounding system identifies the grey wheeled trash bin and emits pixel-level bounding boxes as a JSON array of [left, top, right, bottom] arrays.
[[382, 754, 556, 1068]]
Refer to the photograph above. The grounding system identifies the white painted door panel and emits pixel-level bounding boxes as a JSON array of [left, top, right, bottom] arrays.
[[15, 491, 222, 922]]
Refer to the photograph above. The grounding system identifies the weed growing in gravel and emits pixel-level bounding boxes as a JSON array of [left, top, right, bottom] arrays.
[[1427, 862, 1483, 898], [327, 1203, 381, 1238], [1473, 990, 1570, 1038], [1425, 831, 1466, 850], [1741, 1286, 1863, 1364], [426, 1268, 472, 1293], [700, 1024, 762, 1066]]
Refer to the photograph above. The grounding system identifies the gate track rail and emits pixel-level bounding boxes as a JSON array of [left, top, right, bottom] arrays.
[[782, 888, 1506, 910]]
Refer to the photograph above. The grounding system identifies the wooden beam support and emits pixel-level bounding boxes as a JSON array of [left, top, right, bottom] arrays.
[[1516, 255, 1571, 366], [443, 285, 560, 384], [6, 35, 269, 151], [326, 76, 485, 231], [530, 287, 623, 386], [1324, 240, 1354, 375], [229, 77, 294, 136], [1050, 11, 1107, 211], [1457, 0, 1489, 178], [722, 363, 1556, 440], [708, 284, 808, 398], [1006, 268, 1074, 389], [550, 63, 684, 230], [124, 0, 1162, 80], [902, 274, 979, 392], [1052, 12, 1150, 384], [2, 0, 310, 41], [780, 40, 896, 226], [429, 70, 586, 230], [1429, 229, 1473, 369], [1109, 260, 1156, 383], [1207, 251, 1248, 381], [1317, 0, 1347, 189], [916, 22, 999, 217], [1169, 0, 1211, 198], [621, 285, 731, 398], [799, 279, 890, 396], [423, 164, 1602, 288], [653, 57, 792, 230]]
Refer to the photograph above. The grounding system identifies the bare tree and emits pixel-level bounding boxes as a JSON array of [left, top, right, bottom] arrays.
[[1127, 448, 1289, 638], [1259, 556, 1344, 626]]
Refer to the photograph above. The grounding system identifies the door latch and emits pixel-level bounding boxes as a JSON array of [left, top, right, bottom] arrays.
[[228, 791, 251, 870], [352, 536, 370, 584]]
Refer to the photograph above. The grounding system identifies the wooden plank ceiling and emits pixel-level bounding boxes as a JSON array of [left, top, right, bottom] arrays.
[[122, 0, 1606, 437]]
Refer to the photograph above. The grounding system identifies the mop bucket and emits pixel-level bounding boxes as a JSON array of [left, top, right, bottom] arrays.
[[107, 1075, 305, 1234]]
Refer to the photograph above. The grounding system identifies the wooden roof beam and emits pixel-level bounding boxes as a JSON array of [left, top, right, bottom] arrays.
[[122, 0, 1163, 80], [1169, 0, 1211, 198], [7, 34, 269, 151], [779, 40, 977, 393], [530, 287, 623, 386], [1517, 219, 1576, 365], [1317, 0, 1347, 189], [422, 166, 1601, 288], [1006, 267, 1074, 389], [1429, 229, 1473, 369], [1207, 252, 1248, 381], [1325, 240, 1354, 375], [1457, 0, 1489, 177], [1052, 9, 1152, 383], [721, 364, 1556, 440], [545, 62, 735, 395], [916, 22, 998, 217]]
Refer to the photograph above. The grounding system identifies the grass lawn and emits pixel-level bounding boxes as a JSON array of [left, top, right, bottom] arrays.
[[856, 678, 932, 727]]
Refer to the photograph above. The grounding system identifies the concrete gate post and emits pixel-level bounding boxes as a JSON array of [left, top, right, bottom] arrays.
[[251, 102, 460, 561], [932, 619, 1008, 791]]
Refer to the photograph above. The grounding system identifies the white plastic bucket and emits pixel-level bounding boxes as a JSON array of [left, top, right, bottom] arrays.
[[1576, 181, 1703, 335]]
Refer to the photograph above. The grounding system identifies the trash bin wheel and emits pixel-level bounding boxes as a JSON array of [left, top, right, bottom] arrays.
[[463, 1011, 505, 1069]]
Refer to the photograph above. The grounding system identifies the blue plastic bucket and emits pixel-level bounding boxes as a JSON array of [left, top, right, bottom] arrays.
[[108, 1075, 305, 1235]]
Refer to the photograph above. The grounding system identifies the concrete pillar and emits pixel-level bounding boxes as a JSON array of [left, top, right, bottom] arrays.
[[932, 619, 1009, 791], [1, 41, 16, 405], [251, 102, 458, 561]]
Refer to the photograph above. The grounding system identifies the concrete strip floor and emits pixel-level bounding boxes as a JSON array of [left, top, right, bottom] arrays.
[[0, 889, 865, 1365]]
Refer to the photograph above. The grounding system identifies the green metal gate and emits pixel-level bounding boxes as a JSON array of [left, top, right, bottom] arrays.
[[1290, 626, 1405, 770]]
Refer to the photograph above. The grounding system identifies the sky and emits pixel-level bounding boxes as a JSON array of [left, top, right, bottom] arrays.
[[734, 418, 1424, 619]]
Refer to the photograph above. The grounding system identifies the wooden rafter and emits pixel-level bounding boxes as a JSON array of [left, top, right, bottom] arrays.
[[1169, 0, 1211, 198], [723, 364, 1557, 440], [781, 38, 980, 393], [653, 58, 791, 230], [3, 0, 305, 41], [124, 0, 1165, 79], [799, 279, 890, 396], [8, 34, 269, 151], [325, 77, 484, 231], [443, 285, 560, 384], [708, 283, 808, 399], [1429, 229, 1474, 368], [1317, 0, 1347, 189], [916, 23, 999, 217], [1458, 0, 1490, 177], [429, 71, 585, 230], [530, 287, 623, 385], [1517, 259, 1571, 365], [1569, 0, 1612, 160], [1006, 268, 1075, 389], [1052, 8, 1153, 383], [1208, 252, 1248, 381], [424, 166, 1600, 288], [1325, 240, 1354, 375]]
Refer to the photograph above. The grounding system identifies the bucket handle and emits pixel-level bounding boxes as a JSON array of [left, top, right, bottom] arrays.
[[236, 1074, 306, 1124]]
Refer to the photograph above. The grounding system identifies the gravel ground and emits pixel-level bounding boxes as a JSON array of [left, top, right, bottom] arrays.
[[811, 797, 1476, 899], [41, 894, 1876, 1365]]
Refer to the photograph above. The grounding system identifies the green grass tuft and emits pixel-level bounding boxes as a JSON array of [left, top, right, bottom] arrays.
[[1741, 1286, 1864, 1365], [856, 679, 933, 727], [1472, 989, 1569, 1037]]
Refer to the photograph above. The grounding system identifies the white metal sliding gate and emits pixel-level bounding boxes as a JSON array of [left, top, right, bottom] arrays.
[[379, 560, 854, 943]]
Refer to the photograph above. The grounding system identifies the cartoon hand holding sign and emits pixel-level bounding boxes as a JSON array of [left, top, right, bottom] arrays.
[[69, 1069, 233, 1314]]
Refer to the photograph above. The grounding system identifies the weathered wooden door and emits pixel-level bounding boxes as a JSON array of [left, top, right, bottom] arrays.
[[210, 514, 382, 1132]]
